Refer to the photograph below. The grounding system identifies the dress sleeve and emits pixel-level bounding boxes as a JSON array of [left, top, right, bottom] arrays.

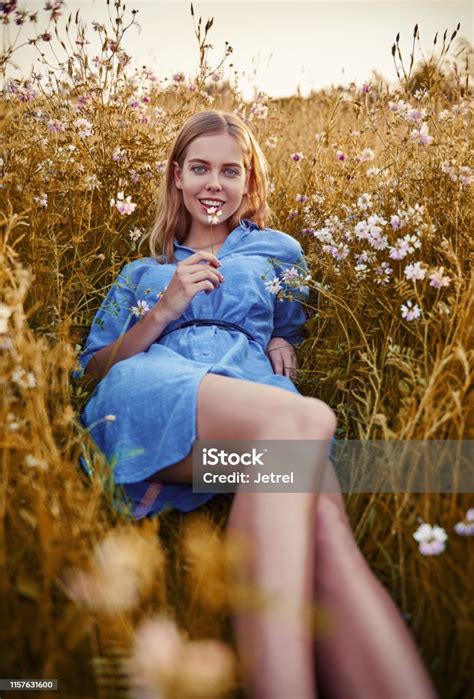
[[72, 262, 138, 380], [270, 244, 310, 348]]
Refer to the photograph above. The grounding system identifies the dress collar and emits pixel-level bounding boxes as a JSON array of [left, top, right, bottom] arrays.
[[173, 218, 259, 259]]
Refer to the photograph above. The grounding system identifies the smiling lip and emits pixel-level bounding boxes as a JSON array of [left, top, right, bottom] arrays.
[[199, 199, 225, 205]]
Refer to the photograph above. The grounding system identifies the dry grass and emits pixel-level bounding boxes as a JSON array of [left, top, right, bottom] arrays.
[[0, 3, 473, 698]]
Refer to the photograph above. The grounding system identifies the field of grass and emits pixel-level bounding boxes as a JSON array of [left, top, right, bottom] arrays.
[[0, 2, 472, 698]]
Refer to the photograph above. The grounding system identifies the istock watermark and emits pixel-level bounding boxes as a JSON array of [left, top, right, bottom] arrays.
[[192, 440, 474, 494], [202, 447, 268, 467]]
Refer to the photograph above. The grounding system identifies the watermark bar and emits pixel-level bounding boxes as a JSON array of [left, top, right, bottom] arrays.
[[0, 680, 58, 690], [192, 440, 474, 494]]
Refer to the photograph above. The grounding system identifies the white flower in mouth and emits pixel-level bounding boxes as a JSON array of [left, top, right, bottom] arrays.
[[206, 207, 223, 225]]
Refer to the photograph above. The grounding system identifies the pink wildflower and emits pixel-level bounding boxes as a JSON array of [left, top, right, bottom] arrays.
[[410, 122, 433, 145], [390, 215, 402, 230], [110, 191, 137, 216], [454, 521, 474, 536], [428, 267, 451, 289], [47, 120, 65, 133], [454, 509, 474, 536], [1, 0, 18, 16], [413, 523, 447, 555]]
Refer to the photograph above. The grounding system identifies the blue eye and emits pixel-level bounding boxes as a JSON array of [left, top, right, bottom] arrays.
[[191, 166, 239, 176]]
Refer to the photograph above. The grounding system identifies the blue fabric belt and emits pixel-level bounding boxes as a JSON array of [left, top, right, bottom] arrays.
[[157, 318, 256, 343]]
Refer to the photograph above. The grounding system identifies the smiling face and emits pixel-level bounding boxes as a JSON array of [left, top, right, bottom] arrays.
[[173, 132, 250, 243]]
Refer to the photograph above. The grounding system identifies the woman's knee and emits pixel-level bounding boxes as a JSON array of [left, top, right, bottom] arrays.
[[256, 396, 337, 442], [298, 397, 338, 439]]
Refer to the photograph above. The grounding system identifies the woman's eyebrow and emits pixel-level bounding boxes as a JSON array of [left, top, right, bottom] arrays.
[[188, 158, 242, 167]]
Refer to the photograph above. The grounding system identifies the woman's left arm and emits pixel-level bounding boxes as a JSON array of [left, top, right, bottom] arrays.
[[265, 336, 298, 379]]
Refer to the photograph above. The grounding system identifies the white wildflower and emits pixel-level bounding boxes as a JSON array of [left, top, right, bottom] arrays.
[[413, 523, 447, 555], [7, 413, 20, 430], [404, 261, 427, 281], [281, 266, 300, 283], [84, 174, 100, 190], [374, 262, 393, 284], [131, 300, 150, 317], [206, 206, 223, 226], [0, 302, 12, 333], [264, 135, 278, 149], [355, 220, 369, 240], [110, 191, 137, 216], [11, 367, 37, 388], [357, 193, 372, 211], [356, 148, 375, 163], [25, 454, 48, 471], [400, 300, 421, 321], [129, 227, 144, 243], [33, 193, 48, 207], [73, 118, 93, 137], [264, 277, 283, 295], [112, 146, 126, 162], [313, 226, 335, 244]]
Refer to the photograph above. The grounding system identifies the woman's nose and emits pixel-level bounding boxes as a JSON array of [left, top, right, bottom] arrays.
[[207, 173, 223, 189]]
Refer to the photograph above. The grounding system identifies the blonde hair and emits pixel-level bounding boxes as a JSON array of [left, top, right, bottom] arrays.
[[139, 110, 274, 264]]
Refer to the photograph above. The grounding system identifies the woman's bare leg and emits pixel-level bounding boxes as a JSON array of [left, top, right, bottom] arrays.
[[226, 491, 319, 699], [225, 431, 335, 699], [312, 461, 438, 699], [156, 374, 337, 698]]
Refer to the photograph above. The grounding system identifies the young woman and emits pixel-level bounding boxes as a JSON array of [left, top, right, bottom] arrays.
[[75, 110, 438, 698]]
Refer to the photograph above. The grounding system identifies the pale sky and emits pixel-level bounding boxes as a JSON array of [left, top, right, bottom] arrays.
[[5, 1, 472, 100]]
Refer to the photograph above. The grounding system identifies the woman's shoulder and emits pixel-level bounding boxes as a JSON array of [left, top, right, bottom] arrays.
[[112, 257, 165, 290], [121, 256, 165, 273], [257, 226, 304, 261]]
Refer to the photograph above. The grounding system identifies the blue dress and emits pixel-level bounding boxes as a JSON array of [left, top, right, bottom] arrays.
[[74, 219, 313, 519]]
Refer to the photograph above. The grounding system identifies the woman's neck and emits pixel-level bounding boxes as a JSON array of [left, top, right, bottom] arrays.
[[183, 223, 230, 249], [186, 237, 228, 249]]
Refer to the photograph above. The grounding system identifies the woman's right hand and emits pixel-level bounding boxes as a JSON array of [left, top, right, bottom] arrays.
[[154, 251, 225, 322]]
